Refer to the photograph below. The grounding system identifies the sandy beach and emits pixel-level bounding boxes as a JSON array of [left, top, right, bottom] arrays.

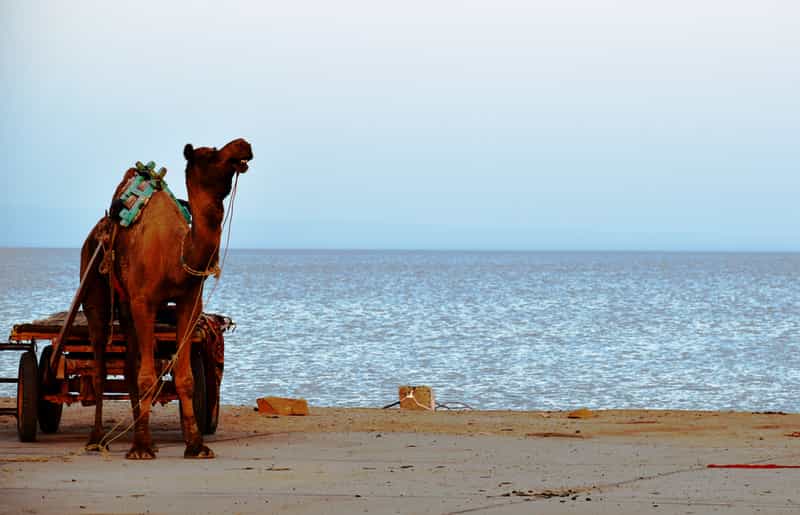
[[1, 397, 799, 514]]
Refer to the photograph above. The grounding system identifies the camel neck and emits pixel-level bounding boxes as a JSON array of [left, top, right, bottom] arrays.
[[183, 187, 225, 273]]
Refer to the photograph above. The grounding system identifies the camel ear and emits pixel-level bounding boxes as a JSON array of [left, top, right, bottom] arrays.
[[183, 144, 194, 161]]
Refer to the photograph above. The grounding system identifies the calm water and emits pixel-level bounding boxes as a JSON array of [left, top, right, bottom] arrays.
[[1, 248, 798, 412]]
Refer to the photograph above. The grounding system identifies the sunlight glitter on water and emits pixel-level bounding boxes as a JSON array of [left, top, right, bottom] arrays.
[[1, 249, 798, 411]]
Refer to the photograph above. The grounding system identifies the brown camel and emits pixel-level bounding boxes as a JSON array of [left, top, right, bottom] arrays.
[[79, 138, 253, 459]]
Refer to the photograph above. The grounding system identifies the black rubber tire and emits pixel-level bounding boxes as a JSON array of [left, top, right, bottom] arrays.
[[179, 350, 208, 433], [17, 351, 39, 442], [38, 346, 63, 433]]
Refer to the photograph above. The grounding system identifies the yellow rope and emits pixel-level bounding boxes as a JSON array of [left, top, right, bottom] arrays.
[[180, 233, 221, 279], [402, 391, 435, 411]]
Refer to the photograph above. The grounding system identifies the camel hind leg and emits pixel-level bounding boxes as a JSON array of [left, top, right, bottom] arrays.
[[118, 303, 141, 423], [80, 236, 112, 450]]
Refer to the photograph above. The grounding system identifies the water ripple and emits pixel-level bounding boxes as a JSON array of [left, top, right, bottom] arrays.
[[1, 249, 798, 411]]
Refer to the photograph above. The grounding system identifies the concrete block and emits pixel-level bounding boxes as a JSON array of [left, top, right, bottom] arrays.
[[257, 396, 309, 416], [399, 385, 435, 411]]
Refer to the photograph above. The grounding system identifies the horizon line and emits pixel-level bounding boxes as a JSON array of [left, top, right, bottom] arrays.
[[2, 246, 799, 254]]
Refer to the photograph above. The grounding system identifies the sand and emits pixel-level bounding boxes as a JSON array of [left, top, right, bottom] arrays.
[[1, 397, 799, 514]]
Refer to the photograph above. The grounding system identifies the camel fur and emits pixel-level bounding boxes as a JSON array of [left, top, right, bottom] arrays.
[[79, 138, 252, 459]]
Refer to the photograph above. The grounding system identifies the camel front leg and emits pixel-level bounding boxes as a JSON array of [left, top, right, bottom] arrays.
[[125, 299, 158, 460], [175, 287, 214, 458], [80, 226, 111, 451]]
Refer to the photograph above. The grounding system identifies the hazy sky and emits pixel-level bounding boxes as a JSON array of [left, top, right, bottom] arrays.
[[2, 1, 798, 250]]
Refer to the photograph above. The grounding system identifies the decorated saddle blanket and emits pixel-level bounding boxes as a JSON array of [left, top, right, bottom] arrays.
[[109, 161, 192, 227]]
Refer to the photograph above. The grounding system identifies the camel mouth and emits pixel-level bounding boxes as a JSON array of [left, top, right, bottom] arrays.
[[231, 158, 250, 174]]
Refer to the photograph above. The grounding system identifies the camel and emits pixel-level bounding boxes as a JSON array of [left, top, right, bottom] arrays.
[[79, 138, 253, 459]]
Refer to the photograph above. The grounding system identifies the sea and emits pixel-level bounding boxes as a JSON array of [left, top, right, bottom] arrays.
[[1, 248, 798, 412]]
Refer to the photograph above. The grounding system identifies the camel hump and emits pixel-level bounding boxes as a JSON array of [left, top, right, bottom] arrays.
[[108, 162, 192, 228]]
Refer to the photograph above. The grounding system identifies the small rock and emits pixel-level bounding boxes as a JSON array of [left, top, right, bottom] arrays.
[[568, 408, 595, 419], [256, 396, 309, 416]]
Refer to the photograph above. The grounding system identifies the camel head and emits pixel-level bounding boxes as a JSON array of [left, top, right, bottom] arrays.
[[183, 138, 253, 197]]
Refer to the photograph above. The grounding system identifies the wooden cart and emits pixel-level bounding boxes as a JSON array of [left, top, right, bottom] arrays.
[[0, 308, 231, 442]]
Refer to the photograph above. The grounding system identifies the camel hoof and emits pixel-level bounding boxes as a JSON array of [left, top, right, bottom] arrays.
[[126, 445, 157, 460], [184, 444, 215, 459]]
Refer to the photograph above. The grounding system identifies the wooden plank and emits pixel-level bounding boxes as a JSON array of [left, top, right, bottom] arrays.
[[49, 377, 179, 404], [66, 359, 126, 376], [63, 357, 173, 377], [54, 344, 128, 354], [12, 329, 203, 344]]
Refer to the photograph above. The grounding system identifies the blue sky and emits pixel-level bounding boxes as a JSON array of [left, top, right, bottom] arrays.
[[2, 1, 798, 250]]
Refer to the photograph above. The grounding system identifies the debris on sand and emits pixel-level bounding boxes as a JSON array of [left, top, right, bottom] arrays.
[[502, 487, 587, 498], [1, 455, 72, 463], [526, 432, 585, 439]]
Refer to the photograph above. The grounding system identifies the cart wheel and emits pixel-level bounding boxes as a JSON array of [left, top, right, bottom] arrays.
[[38, 346, 63, 433], [179, 350, 207, 433], [17, 351, 38, 442]]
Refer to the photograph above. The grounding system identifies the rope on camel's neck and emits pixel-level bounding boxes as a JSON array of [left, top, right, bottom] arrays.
[[180, 232, 221, 279], [179, 171, 240, 280]]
